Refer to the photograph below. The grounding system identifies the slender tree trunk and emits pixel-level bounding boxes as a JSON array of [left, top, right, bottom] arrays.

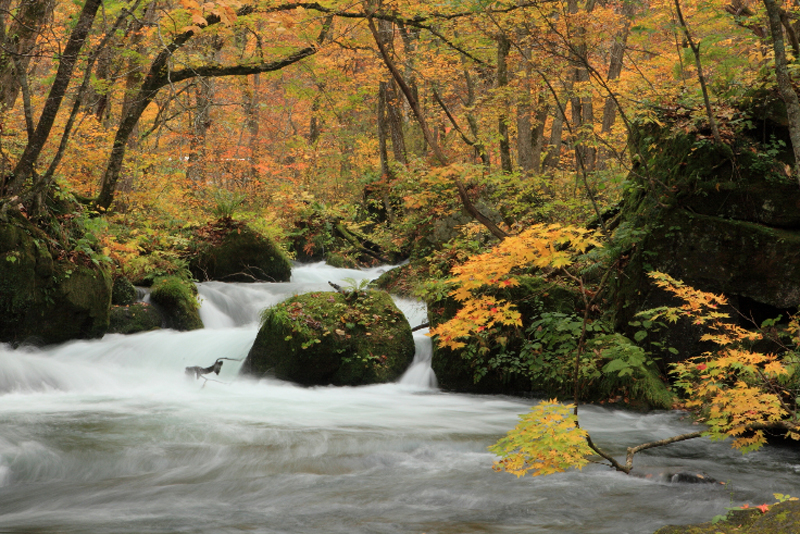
[[368, 15, 507, 240], [543, 77, 573, 170], [463, 67, 489, 166], [398, 22, 425, 157], [764, 0, 800, 186], [186, 78, 214, 182], [600, 2, 633, 135], [376, 16, 406, 164], [516, 42, 536, 175], [0, 0, 55, 112], [378, 81, 392, 179], [497, 34, 512, 173], [674, 0, 722, 145], [569, 0, 596, 174], [119, 0, 158, 152], [376, 82, 396, 223], [386, 81, 407, 164], [7, 0, 101, 196], [246, 73, 261, 182], [531, 93, 549, 174]]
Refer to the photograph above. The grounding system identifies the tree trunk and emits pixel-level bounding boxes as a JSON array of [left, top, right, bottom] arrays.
[[8, 0, 101, 196], [376, 16, 407, 165], [368, 15, 507, 240], [764, 0, 800, 186], [246, 73, 261, 182], [531, 93, 549, 175], [497, 34, 512, 173], [600, 2, 633, 135], [119, 0, 159, 152], [463, 67, 489, 166], [516, 42, 535, 175], [543, 78, 573, 170], [0, 0, 55, 112], [186, 78, 214, 182], [569, 0, 596, 174]]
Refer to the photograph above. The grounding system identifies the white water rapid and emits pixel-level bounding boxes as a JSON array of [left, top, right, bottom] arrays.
[[0, 263, 798, 533]]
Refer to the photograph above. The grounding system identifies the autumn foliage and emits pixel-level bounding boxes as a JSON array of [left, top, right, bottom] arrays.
[[429, 224, 601, 349], [650, 272, 800, 452]]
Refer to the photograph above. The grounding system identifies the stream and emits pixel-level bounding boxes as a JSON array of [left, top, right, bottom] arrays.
[[0, 263, 798, 533]]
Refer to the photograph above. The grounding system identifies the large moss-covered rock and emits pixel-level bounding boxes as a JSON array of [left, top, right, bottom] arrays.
[[654, 500, 800, 534], [0, 214, 111, 345], [149, 276, 203, 331], [613, 103, 800, 365], [189, 219, 291, 282], [108, 303, 162, 334], [428, 275, 582, 394], [242, 290, 414, 386]]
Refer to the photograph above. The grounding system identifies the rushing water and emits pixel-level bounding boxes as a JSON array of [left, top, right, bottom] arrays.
[[0, 263, 798, 534]]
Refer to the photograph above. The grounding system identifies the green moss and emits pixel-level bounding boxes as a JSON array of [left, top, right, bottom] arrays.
[[111, 276, 137, 305], [108, 303, 162, 334], [0, 213, 111, 344], [243, 290, 414, 386], [190, 222, 291, 282], [149, 276, 203, 331], [653, 501, 800, 534]]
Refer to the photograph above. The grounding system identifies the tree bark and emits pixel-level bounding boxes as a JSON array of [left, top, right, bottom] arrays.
[[531, 93, 549, 175], [0, 0, 55, 112], [246, 73, 261, 182], [7, 0, 101, 196], [186, 78, 214, 182], [764, 0, 800, 186], [497, 34, 512, 173], [600, 2, 633, 135], [543, 78, 572, 170]]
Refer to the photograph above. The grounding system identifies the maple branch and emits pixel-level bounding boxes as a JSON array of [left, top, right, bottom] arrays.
[[625, 432, 704, 472]]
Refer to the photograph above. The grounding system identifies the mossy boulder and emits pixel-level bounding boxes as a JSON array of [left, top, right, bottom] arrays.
[[0, 214, 111, 345], [428, 275, 582, 395], [242, 290, 414, 386], [149, 276, 203, 331], [654, 500, 800, 534], [108, 303, 162, 334], [111, 275, 137, 305], [613, 105, 800, 366], [189, 219, 291, 283]]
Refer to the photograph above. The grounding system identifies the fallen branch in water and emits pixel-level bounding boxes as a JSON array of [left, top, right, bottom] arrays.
[[185, 357, 242, 379]]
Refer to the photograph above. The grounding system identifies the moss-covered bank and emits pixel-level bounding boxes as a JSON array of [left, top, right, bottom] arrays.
[[0, 212, 111, 345], [654, 500, 800, 534], [242, 289, 414, 386]]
